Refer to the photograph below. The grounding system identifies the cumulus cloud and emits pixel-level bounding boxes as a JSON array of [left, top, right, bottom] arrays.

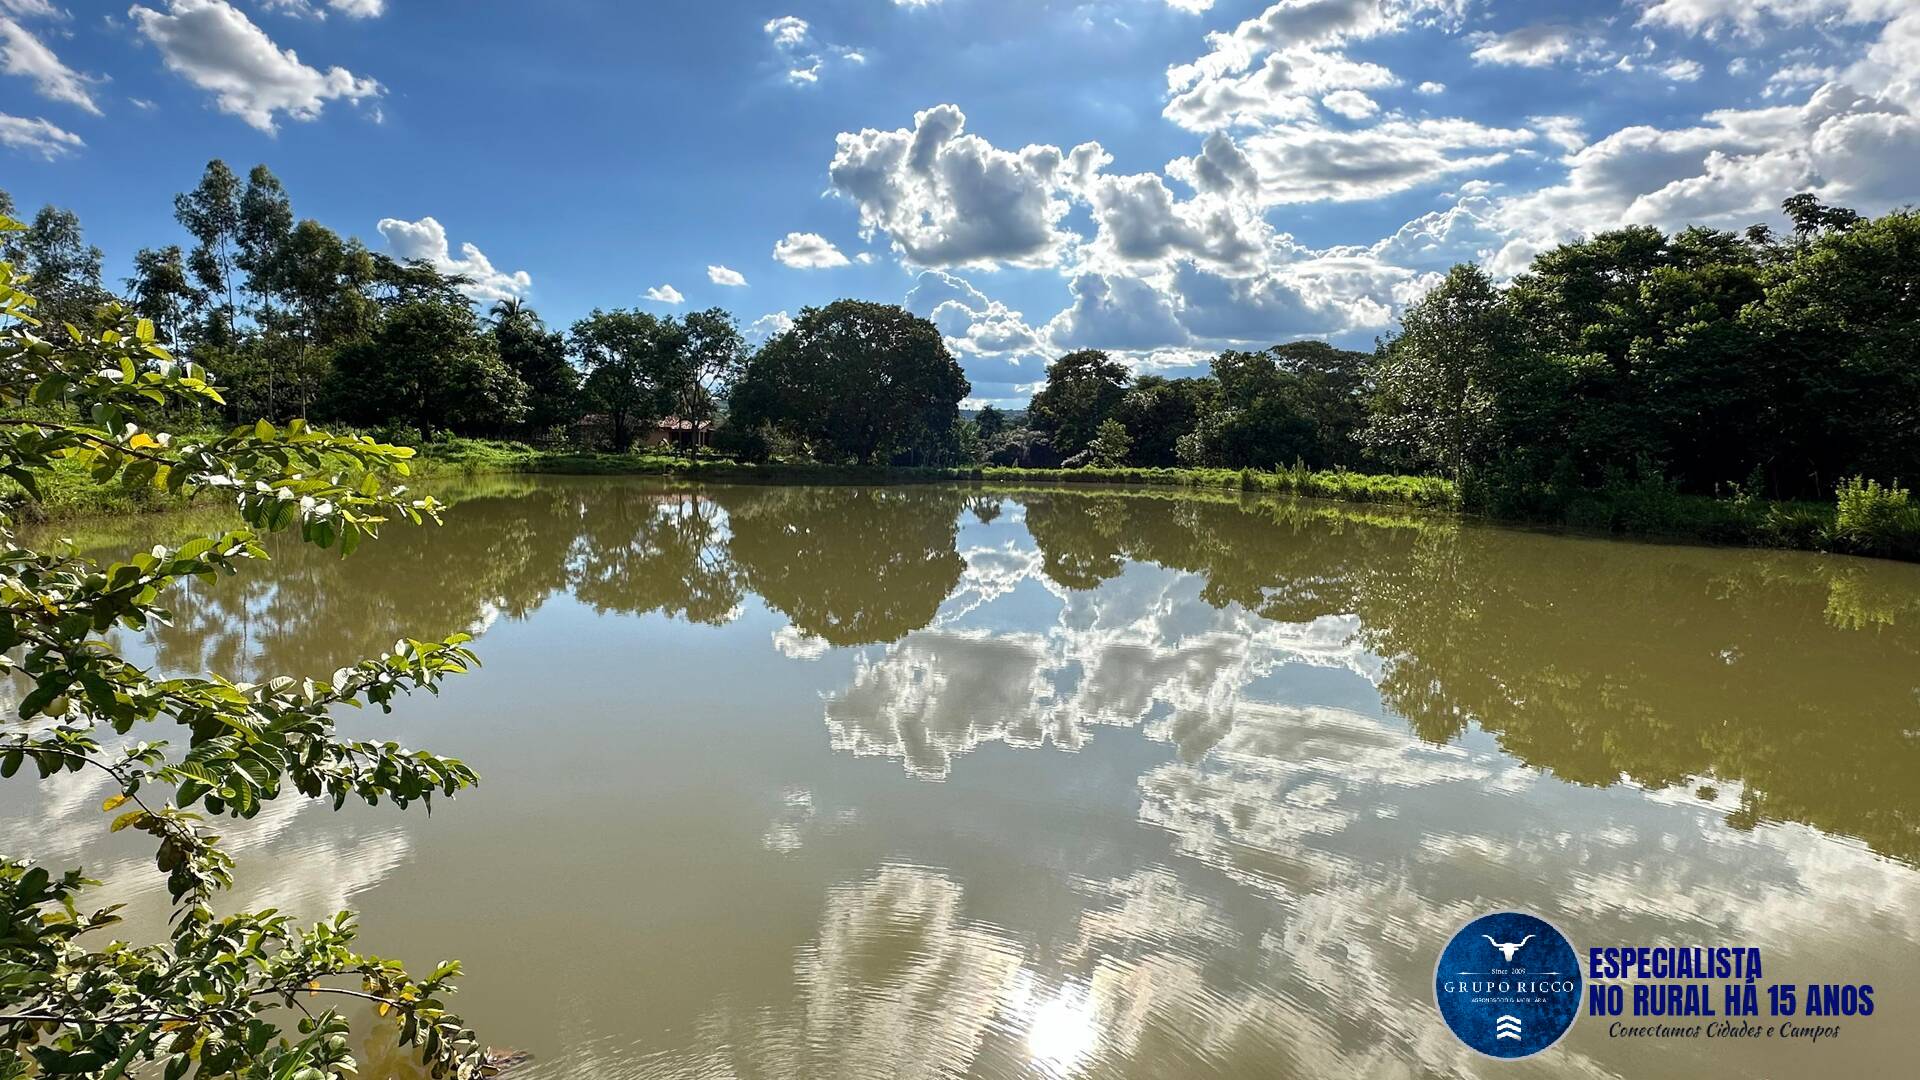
[[1078, 169, 1274, 275], [901, 271, 1045, 390], [708, 264, 748, 287], [810, 0, 1920, 368], [904, 269, 989, 316], [0, 109, 82, 158], [645, 284, 684, 305], [129, 0, 381, 132], [829, 103, 1088, 268], [1485, 82, 1920, 275], [746, 310, 795, 345], [375, 216, 531, 303], [1046, 272, 1190, 352], [1320, 89, 1379, 118], [1639, 1, 1920, 110], [1224, 116, 1535, 205], [1469, 25, 1581, 67], [0, 15, 101, 114], [772, 231, 851, 268], [1160, 0, 1470, 132]]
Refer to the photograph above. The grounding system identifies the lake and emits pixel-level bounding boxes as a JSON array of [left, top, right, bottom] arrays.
[[11, 476, 1920, 1077]]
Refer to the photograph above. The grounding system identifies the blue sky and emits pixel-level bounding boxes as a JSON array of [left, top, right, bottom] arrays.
[[2, 0, 1916, 405]]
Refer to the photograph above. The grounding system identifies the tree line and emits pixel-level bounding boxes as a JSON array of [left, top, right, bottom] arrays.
[[6, 165, 1917, 505], [1001, 195, 1919, 509]]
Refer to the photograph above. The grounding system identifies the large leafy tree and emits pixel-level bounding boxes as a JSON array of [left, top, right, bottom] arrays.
[[489, 299, 578, 435], [0, 217, 493, 1077], [657, 308, 744, 454], [1180, 342, 1368, 469], [1028, 350, 1130, 459], [1365, 264, 1536, 483], [734, 301, 969, 464], [569, 308, 674, 451], [326, 298, 528, 439]]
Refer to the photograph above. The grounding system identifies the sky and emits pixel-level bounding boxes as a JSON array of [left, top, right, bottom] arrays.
[[2, 0, 1917, 407]]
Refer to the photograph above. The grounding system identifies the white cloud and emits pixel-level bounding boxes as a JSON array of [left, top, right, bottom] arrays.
[[258, 0, 385, 16], [129, 0, 381, 132], [772, 231, 851, 269], [903, 271, 1046, 366], [1636, 1, 1920, 110], [1468, 25, 1575, 68], [1046, 272, 1190, 351], [0, 15, 101, 114], [746, 310, 795, 345], [708, 264, 748, 287], [1164, 0, 1214, 11], [904, 269, 989, 316], [1222, 116, 1535, 205], [1530, 114, 1587, 153], [1078, 168, 1274, 275], [764, 14, 808, 47], [1416, 80, 1446, 94], [764, 13, 863, 85], [645, 284, 685, 305], [375, 216, 532, 303], [1660, 58, 1704, 81], [829, 103, 1086, 268], [0, 109, 82, 158], [1321, 89, 1380, 118], [1485, 82, 1920, 275], [0, 1, 64, 17]]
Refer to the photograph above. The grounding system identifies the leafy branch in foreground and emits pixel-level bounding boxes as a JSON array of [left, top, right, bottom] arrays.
[[0, 214, 496, 1078]]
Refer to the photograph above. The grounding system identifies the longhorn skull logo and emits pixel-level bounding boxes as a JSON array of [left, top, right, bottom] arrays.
[[1482, 934, 1535, 962]]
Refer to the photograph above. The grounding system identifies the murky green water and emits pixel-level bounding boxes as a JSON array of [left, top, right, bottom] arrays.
[[12, 477, 1920, 1077]]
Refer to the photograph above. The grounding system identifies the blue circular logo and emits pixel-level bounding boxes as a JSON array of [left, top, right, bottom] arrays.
[[1433, 911, 1582, 1058]]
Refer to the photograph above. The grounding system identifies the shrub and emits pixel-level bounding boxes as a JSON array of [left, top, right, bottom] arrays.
[[1829, 477, 1920, 559]]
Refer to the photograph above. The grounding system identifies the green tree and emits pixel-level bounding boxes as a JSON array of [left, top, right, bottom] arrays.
[[1113, 376, 1211, 467], [656, 308, 744, 455], [16, 205, 109, 329], [733, 301, 969, 464], [570, 308, 673, 451], [1747, 208, 1920, 494], [237, 164, 294, 323], [1085, 417, 1131, 467], [173, 160, 244, 345], [973, 404, 1008, 442], [1028, 350, 1130, 458], [1365, 264, 1531, 483], [0, 220, 492, 1078], [326, 299, 527, 438], [490, 299, 579, 434], [126, 246, 198, 347]]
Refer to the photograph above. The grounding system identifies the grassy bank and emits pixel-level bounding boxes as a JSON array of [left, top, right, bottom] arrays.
[[416, 439, 1920, 561], [10, 433, 1916, 563]]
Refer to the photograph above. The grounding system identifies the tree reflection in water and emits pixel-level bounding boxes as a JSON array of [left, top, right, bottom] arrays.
[[70, 480, 1920, 865], [48, 478, 1920, 1078]]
